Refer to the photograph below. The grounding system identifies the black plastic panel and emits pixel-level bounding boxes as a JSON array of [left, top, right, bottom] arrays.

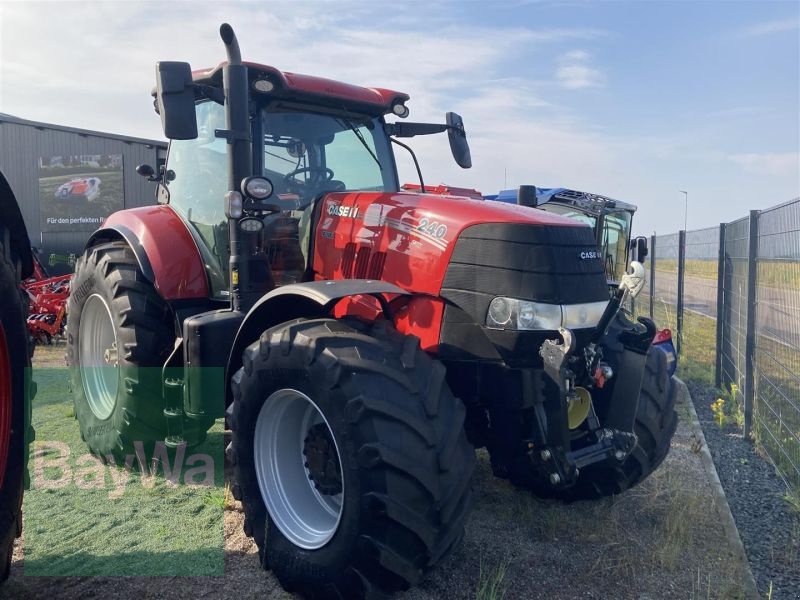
[[183, 309, 244, 419], [441, 222, 608, 326]]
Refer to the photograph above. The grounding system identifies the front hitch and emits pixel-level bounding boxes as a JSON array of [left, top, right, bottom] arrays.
[[532, 262, 657, 490]]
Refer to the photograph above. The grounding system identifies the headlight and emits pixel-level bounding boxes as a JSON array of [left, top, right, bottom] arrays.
[[241, 176, 273, 200], [486, 298, 608, 331], [562, 301, 608, 329], [487, 297, 513, 326], [239, 217, 263, 232]]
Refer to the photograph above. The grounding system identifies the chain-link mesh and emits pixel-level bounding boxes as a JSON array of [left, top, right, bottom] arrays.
[[719, 216, 750, 408], [681, 227, 720, 380], [650, 232, 680, 333], [754, 198, 800, 489], [641, 199, 799, 492]]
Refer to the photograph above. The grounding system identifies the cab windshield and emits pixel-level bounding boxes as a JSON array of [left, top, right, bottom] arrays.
[[538, 203, 597, 230], [600, 210, 632, 284], [260, 109, 398, 207]]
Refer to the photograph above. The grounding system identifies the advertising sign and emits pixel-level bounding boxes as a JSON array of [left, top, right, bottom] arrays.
[[39, 154, 124, 232]]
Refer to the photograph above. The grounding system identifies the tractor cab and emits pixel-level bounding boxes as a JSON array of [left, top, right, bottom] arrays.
[[145, 51, 469, 312], [162, 96, 399, 294], [486, 187, 647, 288]]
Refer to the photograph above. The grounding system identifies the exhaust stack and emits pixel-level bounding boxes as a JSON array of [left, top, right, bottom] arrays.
[[517, 185, 537, 208]]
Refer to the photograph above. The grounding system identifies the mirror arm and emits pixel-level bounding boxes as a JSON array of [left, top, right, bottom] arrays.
[[196, 84, 225, 105], [385, 122, 449, 138]]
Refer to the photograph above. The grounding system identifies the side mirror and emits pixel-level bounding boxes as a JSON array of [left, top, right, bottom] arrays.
[[630, 236, 648, 262], [135, 164, 160, 183], [446, 112, 472, 169], [155, 61, 198, 140], [136, 164, 155, 178]]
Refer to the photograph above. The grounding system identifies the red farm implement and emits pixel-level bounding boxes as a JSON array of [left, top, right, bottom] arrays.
[[22, 256, 70, 344]]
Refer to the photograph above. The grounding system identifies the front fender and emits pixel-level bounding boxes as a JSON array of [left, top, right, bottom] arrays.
[[86, 205, 208, 300], [225, 279, 409, 407]]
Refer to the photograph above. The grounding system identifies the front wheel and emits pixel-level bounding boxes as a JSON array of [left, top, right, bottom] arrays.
[[230, 318, 475, 599]]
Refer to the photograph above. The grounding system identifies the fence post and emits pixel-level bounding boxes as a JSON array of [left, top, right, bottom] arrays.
[[715, 223, 726, 389], [676, 230, 686, 355], [743, 210, 759, 440], [649, 234, 656, 319]]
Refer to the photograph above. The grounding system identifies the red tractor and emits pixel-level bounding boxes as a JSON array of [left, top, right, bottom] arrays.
[[67, 25, 677, 598], [0, 171, 33, 581]]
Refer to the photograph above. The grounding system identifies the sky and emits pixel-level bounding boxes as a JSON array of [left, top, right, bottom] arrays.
[[0, 0, 798, 236]]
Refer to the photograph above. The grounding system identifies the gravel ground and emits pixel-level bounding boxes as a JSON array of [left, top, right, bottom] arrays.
[[5, 345, 753, 599], [688, 379, 800, 599]]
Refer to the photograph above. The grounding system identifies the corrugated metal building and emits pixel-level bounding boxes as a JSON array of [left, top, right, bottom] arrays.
[[0, 113, 166, 274]]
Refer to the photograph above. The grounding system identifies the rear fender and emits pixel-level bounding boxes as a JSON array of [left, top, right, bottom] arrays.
[[85, 206, 209, 300], [225, 279, 409, 407]]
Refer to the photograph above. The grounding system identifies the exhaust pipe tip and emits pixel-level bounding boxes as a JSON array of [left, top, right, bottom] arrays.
[[219, 23, 242, 65]]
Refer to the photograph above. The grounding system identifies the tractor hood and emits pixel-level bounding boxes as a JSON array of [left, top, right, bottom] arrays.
[[312, 190, 599, 298]]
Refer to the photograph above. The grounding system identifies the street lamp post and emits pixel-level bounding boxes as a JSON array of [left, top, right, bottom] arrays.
[[679, 190, 688, 231]]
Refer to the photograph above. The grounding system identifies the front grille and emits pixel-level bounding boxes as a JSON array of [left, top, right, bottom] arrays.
[[441, 222, 608, 325], [341, 243, 386, 280]]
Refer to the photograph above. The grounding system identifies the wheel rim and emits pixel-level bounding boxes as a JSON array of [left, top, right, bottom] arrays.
[[78, 294, 119, 420], [0, 323, 11, 488], [254, 388, 344, 549]]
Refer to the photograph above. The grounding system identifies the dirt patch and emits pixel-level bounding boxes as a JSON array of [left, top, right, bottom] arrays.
[[7, 351, 752, 598]]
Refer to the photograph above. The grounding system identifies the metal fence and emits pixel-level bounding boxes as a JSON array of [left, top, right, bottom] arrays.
[[647, 232, 680, 341], [645, 197, 800, 492]]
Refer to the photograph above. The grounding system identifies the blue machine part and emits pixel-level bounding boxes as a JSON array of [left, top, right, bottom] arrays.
[[652, 336, 677, 378], [483, 188, 565, 206]]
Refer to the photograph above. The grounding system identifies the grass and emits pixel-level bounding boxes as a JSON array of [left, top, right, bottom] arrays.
[[23, 360, 224, 576], [641, 269, 800, 495], [652, 258, 800, 289], [584, 467, 745, 598], [476, 437, 747, 597], [638, 299, 718, 387], [475, 554, 510, 600], [783, 491, 800, 514]]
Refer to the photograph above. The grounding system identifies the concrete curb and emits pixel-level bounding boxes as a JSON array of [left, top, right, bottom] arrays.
[[674, 377, 760, 600]]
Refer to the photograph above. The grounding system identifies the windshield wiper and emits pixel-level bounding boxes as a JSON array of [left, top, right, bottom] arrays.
[[336, 118, 381, 169]]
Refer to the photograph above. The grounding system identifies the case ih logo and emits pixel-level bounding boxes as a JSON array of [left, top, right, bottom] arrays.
[[328, 203, 359, 218], [580, 251, 600, 260]]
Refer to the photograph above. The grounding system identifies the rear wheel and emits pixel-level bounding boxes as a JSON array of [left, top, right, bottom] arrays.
[[67, 241, 211, 459], [0, 231, 30, 582], [230, 318, 475, 599]]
